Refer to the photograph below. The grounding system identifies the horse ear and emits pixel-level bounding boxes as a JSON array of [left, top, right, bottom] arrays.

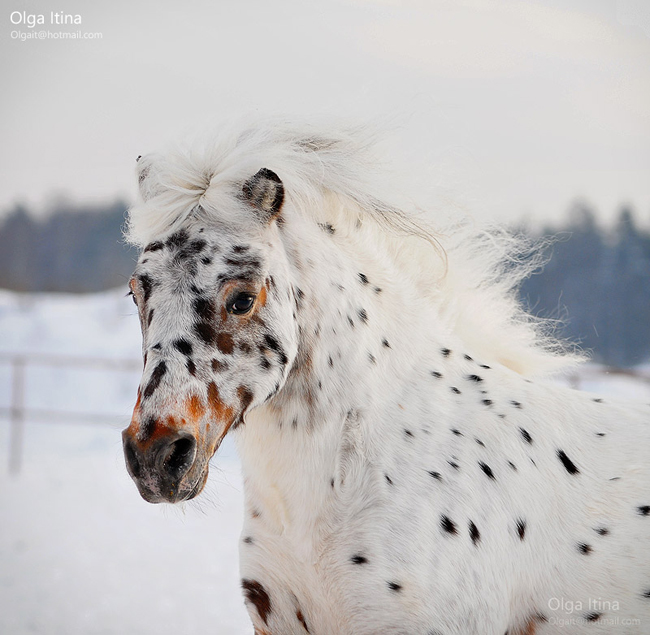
[[242, 168, 284, 221], [136, 154, 163, 202]]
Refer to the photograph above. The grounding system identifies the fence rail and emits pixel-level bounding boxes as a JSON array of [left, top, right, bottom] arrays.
[[1, 353, 649, 475], [0, 352, 141, 474], [565, 365, 650, 389]]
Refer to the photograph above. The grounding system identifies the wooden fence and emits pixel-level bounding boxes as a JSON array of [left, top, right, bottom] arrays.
[[0, 353, 141, 474], [1, 354, 648, 475]]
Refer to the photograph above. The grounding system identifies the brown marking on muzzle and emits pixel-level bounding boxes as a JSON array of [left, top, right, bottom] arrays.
[[207, 381, 235, 426], [124, 414, 173, 446], [145, 418, 175, 443], [186, 394, 206, 420]]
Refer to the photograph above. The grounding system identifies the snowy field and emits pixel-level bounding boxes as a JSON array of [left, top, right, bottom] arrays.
[[1, 289, 649, 635], [0, 290, 251, 635]]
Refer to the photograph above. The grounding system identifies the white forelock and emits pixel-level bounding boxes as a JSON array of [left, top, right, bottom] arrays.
[[126, 117, 583, 376]]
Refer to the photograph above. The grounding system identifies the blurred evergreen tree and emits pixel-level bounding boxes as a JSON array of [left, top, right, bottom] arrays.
[[520, 203, 650, 367], [0, 201, 138, 293]]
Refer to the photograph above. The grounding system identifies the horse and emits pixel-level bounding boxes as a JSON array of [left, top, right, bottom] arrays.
[[121, 120, 650, 634]]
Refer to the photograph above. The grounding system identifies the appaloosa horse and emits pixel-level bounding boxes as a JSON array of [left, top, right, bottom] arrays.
[[122, 121, 650, 634]]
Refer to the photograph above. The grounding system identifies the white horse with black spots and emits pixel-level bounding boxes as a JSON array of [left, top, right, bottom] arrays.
[[122, 120, 650, 634]]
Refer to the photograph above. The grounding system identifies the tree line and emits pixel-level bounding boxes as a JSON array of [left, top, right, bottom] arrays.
[[520, 203, 650, 367], [0, 200, 137, 293], [0, 200, 648, 367]]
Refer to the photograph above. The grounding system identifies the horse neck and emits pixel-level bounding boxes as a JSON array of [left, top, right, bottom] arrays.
[[235, 210, 447, 542]]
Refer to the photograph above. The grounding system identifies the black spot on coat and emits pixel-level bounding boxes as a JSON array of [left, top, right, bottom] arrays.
[[143, 361, 167, 399], [174, 339, 193, 356], [319, 222, 335, 235], [584, 612, 601, 622], [479, 462, 495, 480], [193, 297, 216, 322], [144, 241, 164, 253], [557, 450, 580, 475], [138, 274, 155, 302], [516, 519, 526, 540], [195, 322, 217, 346], [441, 515, 458, 534], [519, 428, 533, 444], [166, 229, 189, 249], [469, 521, 481, 545], [263, 334, 288, 365]]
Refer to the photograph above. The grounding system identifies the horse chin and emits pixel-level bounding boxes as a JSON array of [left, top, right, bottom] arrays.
[[135, 464, 209, 504], [182, 465, 209, 502]]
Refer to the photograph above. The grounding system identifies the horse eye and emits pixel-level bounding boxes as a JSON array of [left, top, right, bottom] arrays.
[[227, 292, 256, 315]]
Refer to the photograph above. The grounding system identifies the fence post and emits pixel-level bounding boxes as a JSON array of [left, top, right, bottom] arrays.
[[9, 356, 26, 475]]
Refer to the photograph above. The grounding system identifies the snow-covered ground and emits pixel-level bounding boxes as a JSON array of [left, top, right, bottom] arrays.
[[0, 290, 251, 635], [1, 289, 649, 635]]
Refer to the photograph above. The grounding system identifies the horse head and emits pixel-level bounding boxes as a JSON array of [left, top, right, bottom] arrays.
[[122, 163, 298, 503]]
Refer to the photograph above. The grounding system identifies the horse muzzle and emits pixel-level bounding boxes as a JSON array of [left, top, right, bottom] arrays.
[[122, 427, 209, 503]]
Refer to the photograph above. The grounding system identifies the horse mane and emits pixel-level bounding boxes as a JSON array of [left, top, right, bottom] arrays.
[[126, 117, 583, 377]]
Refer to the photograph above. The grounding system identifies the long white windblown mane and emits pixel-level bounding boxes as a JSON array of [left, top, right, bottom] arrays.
[[126, 118, 582, 377]]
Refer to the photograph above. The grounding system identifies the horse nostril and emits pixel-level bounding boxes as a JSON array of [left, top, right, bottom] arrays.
[[160, 435, 197, 481], [123, 437, 142, 479]]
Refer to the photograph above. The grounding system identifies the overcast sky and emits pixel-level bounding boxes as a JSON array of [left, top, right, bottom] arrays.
[[1, 0, 649, 227]]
